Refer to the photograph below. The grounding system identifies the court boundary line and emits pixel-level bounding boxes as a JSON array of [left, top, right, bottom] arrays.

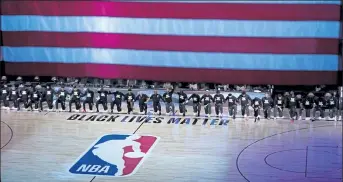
[[305, 146, 308, 177], [235, 124, 342, 182], [0, 120, 14, 150], [263, 148, 342, 174], [89, 114, 146, 182]]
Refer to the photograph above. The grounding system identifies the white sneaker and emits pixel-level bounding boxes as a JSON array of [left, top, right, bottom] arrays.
[[219, 113, 222, 117], [298, 116, 302, 120], [166, 112, 170, 116], [257, 115, 260, 119], [193, 113, 197, 116], [207, 114, 210, 117], [339, 116, 342, 121]]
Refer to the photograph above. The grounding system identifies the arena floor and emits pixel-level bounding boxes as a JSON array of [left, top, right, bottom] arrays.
[[1, 105, 342, 182]]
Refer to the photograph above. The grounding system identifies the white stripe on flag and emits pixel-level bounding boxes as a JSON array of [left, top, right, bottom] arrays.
[[2, 46, 339, 71], [1, 16, 340, 38]]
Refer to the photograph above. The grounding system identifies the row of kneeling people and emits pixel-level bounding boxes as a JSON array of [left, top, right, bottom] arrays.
[[1, 84, 342, 121]]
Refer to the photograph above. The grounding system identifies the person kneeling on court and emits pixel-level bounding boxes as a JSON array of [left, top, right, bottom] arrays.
[[42, 84, 54, 111], [252, 97, 262, 122], [213, 89, 225, 117], [326, 92, 338, 121], [110, 90, 125, 113], [149, 90, 162, 115], [9, 84, 20, 110], [287, 91, 297, 120], [96, 87, 108, 112], [312, 94, 325, 121], [17, 84, 31, 111], [188, 92, 201, 117], [238, 90, 251, 118], [136, 92, 149, 115], [69, 85, 81, 112], [82, 87, 94, 112], [31, 86, 42, 111], [163, 86, 175, 115], [303, 93, 315, 120], [226, 93, 238, 119], [177, 90, 188, 116], [55, 85, 67, 111], [201, 90, 213, 117], [125, 88, 135, 114], [0, 84, 10, 109], [261, 93, 273, 119]]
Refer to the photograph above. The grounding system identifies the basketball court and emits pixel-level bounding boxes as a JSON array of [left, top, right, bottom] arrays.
[[1, 106, 342, 182]]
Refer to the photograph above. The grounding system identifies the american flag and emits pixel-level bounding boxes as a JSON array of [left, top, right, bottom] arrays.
[[1, 0, 341, 85]]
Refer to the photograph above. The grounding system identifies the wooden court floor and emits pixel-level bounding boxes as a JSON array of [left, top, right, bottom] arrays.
[[1, 108, 342, 182]]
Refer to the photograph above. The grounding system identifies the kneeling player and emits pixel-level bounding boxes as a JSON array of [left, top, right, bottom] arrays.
[[136, 93, 149, 115], [326, 93, 337, 120], [9, 85, 20, 110], [96, 87, 108, 112], [110, 90, 124, 113], [55, 86, 67, 111], [163, 87, 175, 115], [252, 97, 262, 122], [82, 88, 94, 112], [188, 92, 201, 117], [31, 87, 42, 111], [201, 91, 213, 117], [213, 90, 224, 117], [226, 93, 237, 119], [288, 92, 297, 120], [42, 85, 54, 111], [303, 93, 315, 120], [238, 91, 251, 118], [274, 94, 284, 119], [69, 86, 81, 112], [125, 89, 135, 114], [313, 94, 325, 120], [1, 84, 10, 109], [177, 90, 188, 116], [262, 93, 273, 119], [18, 84, 31, 111], [149, 90, 162, 115]]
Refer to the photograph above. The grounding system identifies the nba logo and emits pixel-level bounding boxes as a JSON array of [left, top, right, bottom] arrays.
[[69, 134, 160, 177]]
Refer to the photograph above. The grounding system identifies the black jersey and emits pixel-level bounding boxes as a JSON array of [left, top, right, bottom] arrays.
[[201, 94, 213, 105], [188, 93, 201, 104], [213, 94, 225, 104], [226, 95, 238, 107]]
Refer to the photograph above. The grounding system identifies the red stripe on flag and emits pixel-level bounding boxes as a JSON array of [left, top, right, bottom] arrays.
[[1, 1, 340, 21], [3, 32, 339, 54], [5, 63, 338, 85]]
